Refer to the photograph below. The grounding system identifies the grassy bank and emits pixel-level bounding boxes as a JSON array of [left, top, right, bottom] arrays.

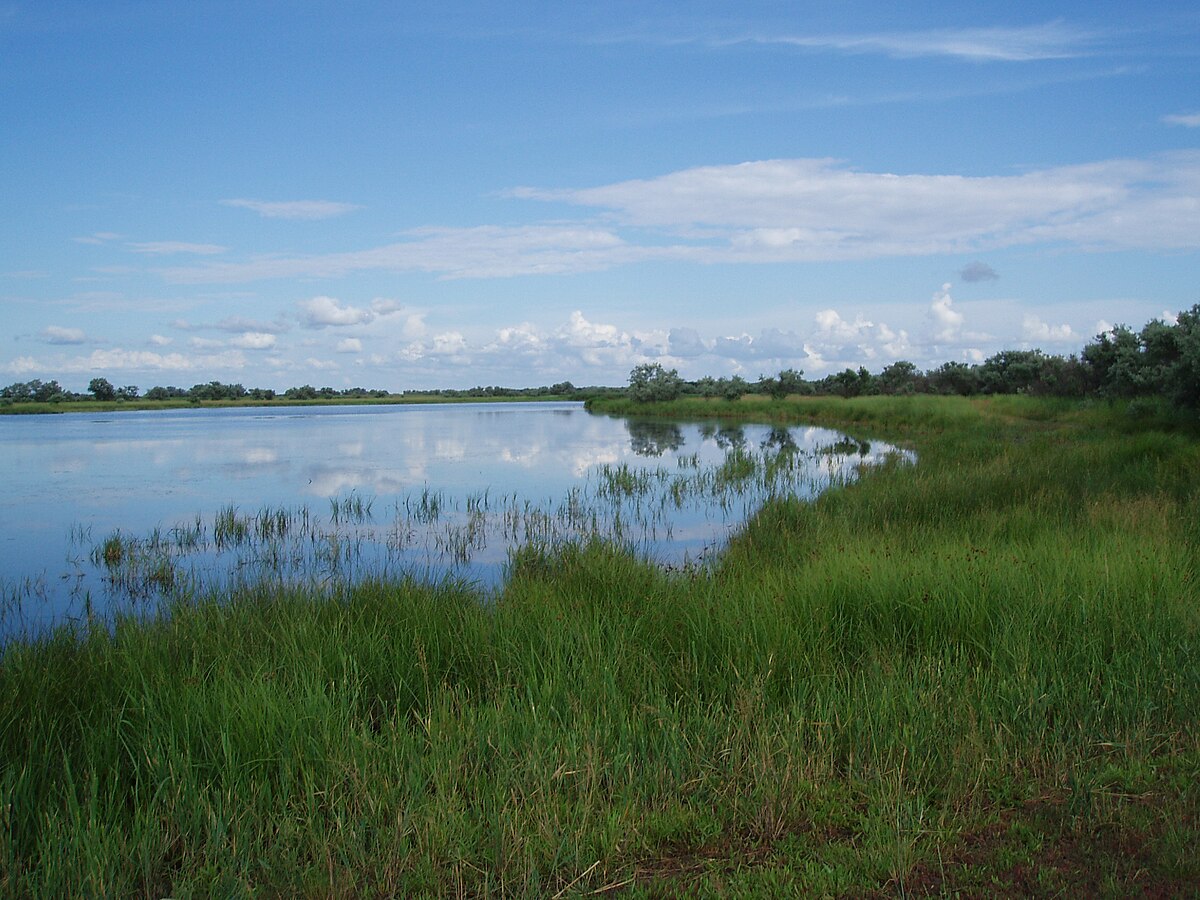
[[2, 396, 1198, 895]]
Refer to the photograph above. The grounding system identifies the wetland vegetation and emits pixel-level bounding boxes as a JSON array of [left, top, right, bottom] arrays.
[[2, 393, 1197, 895]]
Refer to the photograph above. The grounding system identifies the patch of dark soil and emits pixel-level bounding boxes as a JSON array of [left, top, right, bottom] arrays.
[[896, 791, 1200, 898]]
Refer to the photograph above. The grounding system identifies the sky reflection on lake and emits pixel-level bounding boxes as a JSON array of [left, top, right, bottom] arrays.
[[0, 402, 910, 636]]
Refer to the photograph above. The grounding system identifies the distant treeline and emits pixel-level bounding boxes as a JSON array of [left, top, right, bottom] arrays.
[[5, 305, 1196, 410], [627, 304, 1200, 412], [0, 377, 610, 406]]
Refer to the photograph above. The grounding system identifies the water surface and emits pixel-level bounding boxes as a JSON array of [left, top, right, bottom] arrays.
[[1, 402, 908, 636]]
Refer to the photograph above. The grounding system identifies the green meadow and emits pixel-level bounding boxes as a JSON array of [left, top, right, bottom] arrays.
[[2, 395, 1197, 896]]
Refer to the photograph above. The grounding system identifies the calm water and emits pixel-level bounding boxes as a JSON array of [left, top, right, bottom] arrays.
[[0, 402, 909, 636]]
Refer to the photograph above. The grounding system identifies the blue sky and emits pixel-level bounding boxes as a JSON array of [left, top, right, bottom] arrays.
[[3, 1, 1198, 391]]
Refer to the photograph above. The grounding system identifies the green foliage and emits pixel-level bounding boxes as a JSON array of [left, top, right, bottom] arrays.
[[758, 368, 806, 399], [88, 377, 116, 401], [627, 362, 684, 402], [3, 379, 73, 403], [877, 360, 920, 395]]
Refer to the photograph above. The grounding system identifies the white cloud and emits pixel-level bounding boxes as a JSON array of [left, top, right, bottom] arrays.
[[230, 332, 277, 350], [213, 316, 290, 335], [148, 334, 172, 347], [304, 357, 339, 371], [747, 21, 1097, 62], [299, 296, 374, 328], [127, 241, 227, 255], [27, 348, 249, 374], [73, 232, 121, 245], [221, 198, 361, 220], [928, 283, 965, 342], [815, 309, 877, 342], [39, 325, 86, 345], [3, 356, 41, 376], [431, 332, 468, 356], [163, 153, 1200, 283], [1163, 112, 1200, 127], [336, 338, 362, 353], [667, 327, 709, 358], [162, 225, 640, 282], [1022, 315, 1075, 343]]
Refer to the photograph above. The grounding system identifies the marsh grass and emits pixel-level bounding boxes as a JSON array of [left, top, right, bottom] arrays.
[[2, 396, 1198, 895], [54, 436, 890, 622]]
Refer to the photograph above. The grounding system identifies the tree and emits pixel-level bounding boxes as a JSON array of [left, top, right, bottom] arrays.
[[926, 361, 979, 396], [88, 377, 116, 401], [977, 350, 1048, 395], [721, 375, 749, 401], [776, 368, 806, 397], [829, 367, 874, 398], [878, 360, 919, 395], [1081, 325, 1145, 399], [627, 363, 683, 402], [757, 368, 805, 400]]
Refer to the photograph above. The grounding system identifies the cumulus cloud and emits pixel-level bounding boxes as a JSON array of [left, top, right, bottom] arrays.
[[667, 327, 709, 358], [148, 334, 172, 347], [809, 310, 910, 369], [1022, 315, 1075, 343], [336, 338, 362, 353], [39, 325, 86, 345], [221, 198, 361, 220], [928, 283, 965, 342], [960, 260, 999, 282], [230, 332, 277, 350], [3, 356, 41, 376], [299, 296, 375, 328]]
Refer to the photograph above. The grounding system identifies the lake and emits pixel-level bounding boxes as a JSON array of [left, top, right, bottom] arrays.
[[0, 401, 909, 637]]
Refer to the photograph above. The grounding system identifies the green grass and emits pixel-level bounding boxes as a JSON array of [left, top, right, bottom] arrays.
[[2, 395, 1198, 895]]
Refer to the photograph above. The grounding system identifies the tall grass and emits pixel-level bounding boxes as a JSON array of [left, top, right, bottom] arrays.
[[1, 395, 1198, 895]]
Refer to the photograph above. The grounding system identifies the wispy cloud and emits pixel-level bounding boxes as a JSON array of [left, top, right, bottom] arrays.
[[126, 241, 227, 255], [221, 198, 361, 220], [160, 152, 1200, 284], [73, 232, 121, 245], [39, 325, 87, 345], [163, 225, 641, 282], [1163, 112, 1200, 127], [742, 20, 1099, 62]]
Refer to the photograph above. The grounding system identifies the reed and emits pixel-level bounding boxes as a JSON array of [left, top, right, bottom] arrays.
[[1, 395, 1197, 896]]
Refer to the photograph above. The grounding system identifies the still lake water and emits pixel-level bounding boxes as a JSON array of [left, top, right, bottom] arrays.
[[1, 402, 909, 636]]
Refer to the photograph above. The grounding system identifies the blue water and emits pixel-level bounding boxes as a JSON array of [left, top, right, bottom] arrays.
[[0, 402, 907, 636]]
